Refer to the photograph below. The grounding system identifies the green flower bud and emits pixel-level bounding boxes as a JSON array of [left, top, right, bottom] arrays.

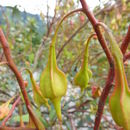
[[39, 9, 83, 121], [40, 44, 67, 121], [74, 34, 94, 92]]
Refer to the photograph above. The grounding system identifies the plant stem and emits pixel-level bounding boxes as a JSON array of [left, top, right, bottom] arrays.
[[51, 8, 83, 47], [79, 1, 115, 130], [80, 0, 113, 66], [79, 1, 129, 129], [121, 25, 130, 54], [0, 28, 39, 129], [123, 52, 130, 62], [2, 96, 21, 126]]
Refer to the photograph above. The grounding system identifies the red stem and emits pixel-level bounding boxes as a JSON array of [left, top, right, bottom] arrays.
[[94, 68, 114, 130], [2, 96, 21, 126], [123, 52, 130, 62], [0, 127, 37, 130], [0, 28, 30, 106], [79, 0, 114, 130], [0, 28, 38, 129], [80, 1, 129, 129], [121, 25, 130, 54], [80, 0, 113, 66]]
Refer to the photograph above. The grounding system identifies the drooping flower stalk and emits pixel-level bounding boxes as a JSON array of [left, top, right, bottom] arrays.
[[0, 95, 16, 120], [40, 9, 83, 121], [99, 22, 130, 130]]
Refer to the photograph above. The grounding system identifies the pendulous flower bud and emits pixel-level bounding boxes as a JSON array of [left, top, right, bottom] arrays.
[[39, 9, 83, 122], [74, 34, 94, 93], [40, 44, 67, 121]]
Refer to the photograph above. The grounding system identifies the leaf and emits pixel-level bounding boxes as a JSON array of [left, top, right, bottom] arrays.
[[13, 114, 29, 122], [0, 96, 15, 120], [65, 121, 71, 130]]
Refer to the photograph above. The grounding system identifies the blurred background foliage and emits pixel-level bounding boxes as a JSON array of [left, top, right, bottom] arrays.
[[0, 0, 130, 129]]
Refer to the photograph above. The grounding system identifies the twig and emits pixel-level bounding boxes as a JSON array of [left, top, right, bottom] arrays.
[[0, 28, 39, 129], [2, 96, 21, 126], [56, 8, 109, 59], [33, 3, 110, 70], [94, 68, 115, 130], [33, 0, 59, 72], [0, 28, 30, 106], [68, 99, 91, 113], [121, 25, 130, 54], [56, 21, 87, 59], [19, 101, 25, 127], [79, 1, 115, 130], [1, 8, 10, 40], [0, 61, 8, 65], [79, 2, 130, 129], [123, 52, 130, 62], [80, 0, 113, 65], [0, 89, 11, 97], [0, 127, 37, 130], [68, 114, 77, 130], [0, 52, 4, 62]]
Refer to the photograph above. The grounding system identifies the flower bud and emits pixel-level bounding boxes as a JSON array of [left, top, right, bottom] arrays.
[[39, 9, 83, 121], [0, 96, 15, 120], [40, 45, 67, 121], [74, 34, 94, 93], [91, 86, 101, 98]]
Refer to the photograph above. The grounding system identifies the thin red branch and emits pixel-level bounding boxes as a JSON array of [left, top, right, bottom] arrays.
[[2, 96, 21, 126], [68, 114, 77, 130], [94, 68, 114, 130], [56, 3, 115, 59], [123, 52, 130, 62], [0, 28, 30, 106], [80, 0, 113, 66], [80, 1, 129, 130], [68, 99, 91, 113], [0, 89, 11, 97], [33, 8, 83, 71], [0, 127, 37, 130], [0, 28, 39, 129], [121, 25, 130, 54], [94, 50, 129, 130], [79, 1, 115, 130]]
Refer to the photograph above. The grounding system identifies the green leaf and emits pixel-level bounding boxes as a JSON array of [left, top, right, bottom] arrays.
[[12, 114, 29, 122]]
